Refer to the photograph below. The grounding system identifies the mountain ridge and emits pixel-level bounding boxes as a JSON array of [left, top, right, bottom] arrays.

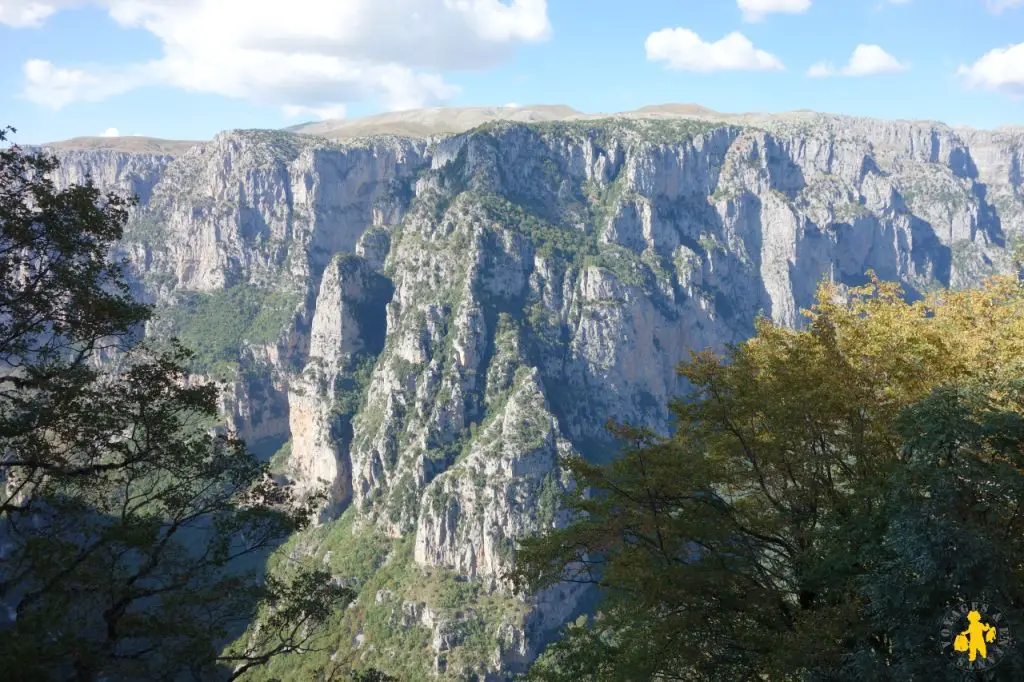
[[37, 103, 1020, 153]]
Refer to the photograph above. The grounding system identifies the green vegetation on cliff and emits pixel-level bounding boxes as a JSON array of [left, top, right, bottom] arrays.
[[521, 117, 724, 146], [245, 509, 531, 682], [158, 282, 301, 374]]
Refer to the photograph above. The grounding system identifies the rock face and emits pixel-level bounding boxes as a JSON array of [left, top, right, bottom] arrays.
[[289, 252, 393, 516], [41, 113, 1024, 679]]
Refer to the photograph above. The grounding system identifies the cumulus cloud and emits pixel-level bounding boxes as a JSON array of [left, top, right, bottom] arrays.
[[0, 0, 77, 27], [99, 127, 119, 137], [645, 29, 784, 72], [806, 62, 832, 78], [737, 0, 811, 22], [22, 58, 147, 108], [807, 44, 908, 77], [959, 43, 1024, 95], [6, 0, 550, 115]]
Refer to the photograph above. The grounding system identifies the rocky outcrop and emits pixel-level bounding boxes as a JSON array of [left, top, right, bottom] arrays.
[[118, 131, 427, 296], [42, 112, 1024, 679], [288, 253, 392, 515], [34, 147, 176, 205], [414, 365, 574, 583]]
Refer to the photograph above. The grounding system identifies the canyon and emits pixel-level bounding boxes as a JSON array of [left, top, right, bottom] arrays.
[[39, 106, 1024, 679]]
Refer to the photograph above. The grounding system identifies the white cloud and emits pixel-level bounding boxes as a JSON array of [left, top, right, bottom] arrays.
[[807, 62, 832, 77], [22, 58, 145, 108], [959, 43, 1024, 95], [503, 102, 520, 108], [985, 0, 1023, 13], [807, 44, 908, 77], [0, 0, 68, 27], [737, 0, 811, 22], [7, 0, 550, 114], [645, 29, 784, 73], [99, 127, 119, 136]]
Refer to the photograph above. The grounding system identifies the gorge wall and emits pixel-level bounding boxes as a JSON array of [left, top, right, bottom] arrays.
[[41, 113, 1024, 680]]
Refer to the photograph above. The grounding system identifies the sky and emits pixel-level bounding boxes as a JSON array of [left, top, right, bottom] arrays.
[[0, 0, 1022, 144]]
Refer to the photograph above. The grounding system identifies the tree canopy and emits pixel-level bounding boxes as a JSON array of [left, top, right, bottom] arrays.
[[0, 126, 351, 681], [512, 273, 1024, 681]]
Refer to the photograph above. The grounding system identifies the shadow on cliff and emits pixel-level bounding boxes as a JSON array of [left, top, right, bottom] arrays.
[[470, 126, 773, 464], [971, 182, 1007, 250], [0, 498, 287, 682], [328, 267, 396, 518]]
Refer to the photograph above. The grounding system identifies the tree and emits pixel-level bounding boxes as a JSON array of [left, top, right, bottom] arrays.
[[843, 381, 1024, 680], [511, 273, 1024, 681], [0, 127, 351, 680]]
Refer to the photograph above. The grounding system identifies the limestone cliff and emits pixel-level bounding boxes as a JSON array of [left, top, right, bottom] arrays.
[[41, 112, 1024, 680]]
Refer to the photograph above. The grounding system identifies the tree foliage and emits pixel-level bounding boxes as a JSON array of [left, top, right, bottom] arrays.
[[0, 127, 352, 681], [512, 273, 1024, 681]]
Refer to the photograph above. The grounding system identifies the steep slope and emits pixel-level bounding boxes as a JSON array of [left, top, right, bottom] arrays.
[[41, 113, 1024, 680]]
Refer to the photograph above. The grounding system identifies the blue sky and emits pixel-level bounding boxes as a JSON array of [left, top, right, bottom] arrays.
[[0, 0, 1021, 144]]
